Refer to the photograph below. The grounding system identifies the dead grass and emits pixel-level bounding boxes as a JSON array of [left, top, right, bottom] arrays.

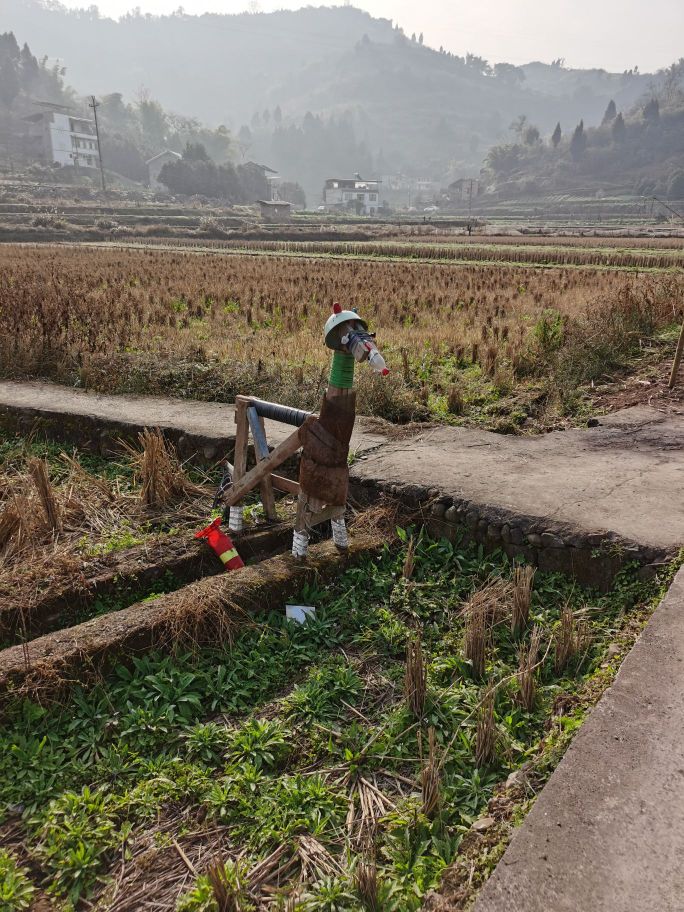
[[0, 244, 680, 424], [404, 634, 427, 720], [512, 565, 535, 635], [0, 436, 213, 635], [475, 689, 497, 768], [420, 726, 441, 819], [517, 625, 543, 712]]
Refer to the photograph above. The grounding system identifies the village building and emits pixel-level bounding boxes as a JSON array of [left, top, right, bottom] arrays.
[[146, 149, 182, 190], [257, 199, 291, 222], [323, 175, 381, 215], [22, 103, 100, 170]]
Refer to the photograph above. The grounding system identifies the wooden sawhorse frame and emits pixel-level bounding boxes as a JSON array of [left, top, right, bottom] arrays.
[[222, 396, 346, 552]]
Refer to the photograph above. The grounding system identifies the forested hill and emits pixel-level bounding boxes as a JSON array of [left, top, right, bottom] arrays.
[[2, 0, 656, 189]]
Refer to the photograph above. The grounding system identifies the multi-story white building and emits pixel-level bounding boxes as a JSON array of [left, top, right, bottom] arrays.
[[23, 105, 101, 170], [323, 176, 381, 216]]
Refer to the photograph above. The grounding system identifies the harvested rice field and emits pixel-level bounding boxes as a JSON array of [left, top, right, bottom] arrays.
[[1, 244, 682, 430], [0, 431, 295, 649], [0, 424, 677, 910]]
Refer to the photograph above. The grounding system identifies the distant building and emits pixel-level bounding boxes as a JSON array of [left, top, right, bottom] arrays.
[[22, 103, 100, 169], [146, 150, 182, 190], [257, 199, 291, 222], [323, 176, 381, 216], [449, 178, 480, 202], [246, 162, 280, 199]]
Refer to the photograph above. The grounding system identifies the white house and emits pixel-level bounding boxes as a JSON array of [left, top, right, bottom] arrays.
[[146, 150, 182, 190], [323, 176, 381, 216], [23, 105, 100, 169]]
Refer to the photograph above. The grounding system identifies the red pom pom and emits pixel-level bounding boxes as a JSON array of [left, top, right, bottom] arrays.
[[333, 302, 342, 314]]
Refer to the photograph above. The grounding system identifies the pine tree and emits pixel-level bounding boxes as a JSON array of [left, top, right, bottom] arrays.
[[601, 99, 617, 126], [643, 98, 660, 123], [612, 112, 626, 143], [570, 120, 586, 160], [551, 122, 562, 148]]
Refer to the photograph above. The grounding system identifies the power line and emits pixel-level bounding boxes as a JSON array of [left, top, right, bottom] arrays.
[[89, 95, 107, 193]]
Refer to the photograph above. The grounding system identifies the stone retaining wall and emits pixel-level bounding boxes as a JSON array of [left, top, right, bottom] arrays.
[[351, 477, 671, 590]]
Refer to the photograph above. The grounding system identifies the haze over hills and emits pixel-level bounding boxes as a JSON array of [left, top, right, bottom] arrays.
[[1, 0, 678, 204]]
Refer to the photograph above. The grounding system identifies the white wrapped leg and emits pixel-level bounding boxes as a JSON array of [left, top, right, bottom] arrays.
[[228, 505, 244, 533], [292, 528, 310, 558], [331, 517, 349, 550]]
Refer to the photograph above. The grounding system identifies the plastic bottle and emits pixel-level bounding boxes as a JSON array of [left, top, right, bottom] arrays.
[[342, 330, 390, 375]]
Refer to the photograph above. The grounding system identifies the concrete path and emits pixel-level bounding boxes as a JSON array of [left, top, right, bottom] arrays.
[[350, 407, 684, 552], [0, 379, 388, 455], [474, 564, 684, 912], [0, 380, 682, 553]]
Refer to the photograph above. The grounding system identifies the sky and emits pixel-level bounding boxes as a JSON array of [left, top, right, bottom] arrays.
[[54, 0, 682, 73]]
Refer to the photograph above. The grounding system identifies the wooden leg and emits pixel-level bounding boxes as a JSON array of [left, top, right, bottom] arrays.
[[249, 410, 278, 521]]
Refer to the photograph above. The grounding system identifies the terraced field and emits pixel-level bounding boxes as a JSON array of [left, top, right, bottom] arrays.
[[0, 450, 672, 909]]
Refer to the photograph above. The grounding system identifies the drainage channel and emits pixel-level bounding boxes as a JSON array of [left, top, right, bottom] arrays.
[[0, 522, 294, 648]]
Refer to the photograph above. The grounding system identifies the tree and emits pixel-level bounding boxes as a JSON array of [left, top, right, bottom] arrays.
[[137, 94, 168, 150], [183, 141, 210, 162], [551, 122, 562, 148], [643, 98, 660, 124], [19, 43, 39, 91], [0, 58, 19, 111], [278, 181, 306, 207], [570, 120, 586, 160], [494, 63, 525, 86], [523, 124, 540, 145], [509, 114, 528, 139], [273, 105, 282, 125], [601, 99, 617, 126], [418, 32, 423, 45], [611, 112, 626, 143]]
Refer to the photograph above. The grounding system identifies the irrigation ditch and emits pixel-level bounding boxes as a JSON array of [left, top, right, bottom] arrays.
[[0, 407, 681, 911]]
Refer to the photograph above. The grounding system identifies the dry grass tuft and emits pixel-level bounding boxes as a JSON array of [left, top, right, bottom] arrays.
[[446, 384, 464, 415], [355, 860, 379, 911], [206, 856, 244, 912], [0, 502, 22, 552], [405, 634, 427, 720], [402, 535, 416, 580], [125, 428, 205, 509], [420, 726, 441, 819], [28, 457, 62, 533], [517, 625, 543, 712], [475, 690, 497, 768], [554, 604, 591, 674], [512, 564, 535, 635]]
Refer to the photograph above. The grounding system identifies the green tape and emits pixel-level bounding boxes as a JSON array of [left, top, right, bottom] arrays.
[[329, 351, 355, 389]]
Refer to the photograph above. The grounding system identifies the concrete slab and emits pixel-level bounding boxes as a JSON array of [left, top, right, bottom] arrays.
[[0, 379, 388, 456], [350, 406, 684, 552], [474, 564, 684, 912]]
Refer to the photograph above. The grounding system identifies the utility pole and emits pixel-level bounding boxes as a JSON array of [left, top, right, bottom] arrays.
[[89, 95, 106, 193]]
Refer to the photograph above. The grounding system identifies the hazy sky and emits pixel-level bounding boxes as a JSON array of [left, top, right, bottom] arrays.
[[55, 0, 682, 72]]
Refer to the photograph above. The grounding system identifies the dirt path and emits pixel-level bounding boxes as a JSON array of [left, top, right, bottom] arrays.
[[1, 380, 682, 552]]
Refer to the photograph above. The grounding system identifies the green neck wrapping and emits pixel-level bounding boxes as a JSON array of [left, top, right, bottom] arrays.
[[329, 351, 355, 389]]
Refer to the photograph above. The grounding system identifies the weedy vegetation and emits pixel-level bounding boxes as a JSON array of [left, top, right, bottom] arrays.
[[0, 527, 672, 910]]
